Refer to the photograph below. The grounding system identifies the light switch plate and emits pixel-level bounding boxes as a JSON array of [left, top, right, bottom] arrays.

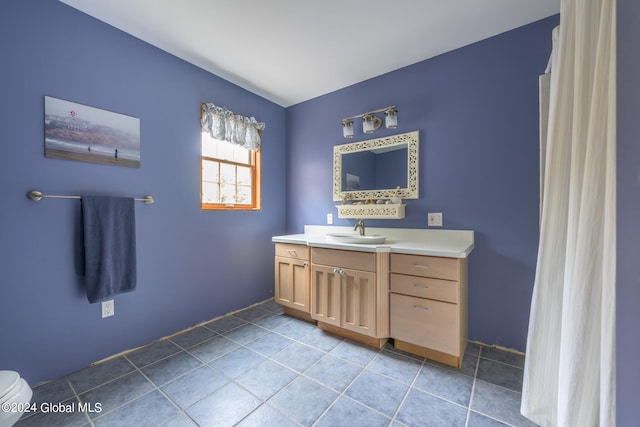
[[428, 212, 443, 227], [327, 213, 333, 224]]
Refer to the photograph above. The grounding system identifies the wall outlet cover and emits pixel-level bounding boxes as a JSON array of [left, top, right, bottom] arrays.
[[428, 212, 443, 227], [101, 300, 114, 318], [327, 213, 333, 224]]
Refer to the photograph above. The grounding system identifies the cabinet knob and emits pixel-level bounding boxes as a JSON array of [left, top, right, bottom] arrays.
[[303, 262, 308, 267], [413, 284, 429, 289], [412, 264, 430, 269], [413, 305, 429, 311]]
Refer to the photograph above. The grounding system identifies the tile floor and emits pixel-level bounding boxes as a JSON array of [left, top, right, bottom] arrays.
[[16, 299, 538, 427]]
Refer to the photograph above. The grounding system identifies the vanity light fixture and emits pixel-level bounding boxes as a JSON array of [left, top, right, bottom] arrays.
[[362, 113, 381, 133], [341, 105, 398, 138], [342, 119, 354, 138], [384, 106, 398, 128]]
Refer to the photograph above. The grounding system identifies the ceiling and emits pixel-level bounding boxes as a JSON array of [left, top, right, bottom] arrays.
[[59, 0, 560, 107]]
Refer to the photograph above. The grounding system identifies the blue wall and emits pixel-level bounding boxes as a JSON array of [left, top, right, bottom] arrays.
[[617, 0, 640, 424], [0, 0, 287, 385], [286, 16, 559, 352]]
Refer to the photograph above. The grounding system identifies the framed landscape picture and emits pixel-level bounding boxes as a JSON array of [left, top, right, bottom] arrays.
[[44, 96, 140, 167]]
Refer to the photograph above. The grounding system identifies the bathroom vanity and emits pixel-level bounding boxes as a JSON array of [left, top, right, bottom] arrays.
[[272, 226, 473, 368]]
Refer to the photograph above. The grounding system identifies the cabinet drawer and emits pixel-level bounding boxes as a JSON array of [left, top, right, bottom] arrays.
[[275, 243, 310, 261], [390, 293, 458, 355], [312, 248, 375, 272], [390, 253, 459, 281], [390, 273, 458, 303]]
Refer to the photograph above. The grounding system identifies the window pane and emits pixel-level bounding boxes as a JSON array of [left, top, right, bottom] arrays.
[[220, 184, 236, 204], [217, 141, 234, 161], [203, 134, 250, 165], [237, 166, 251, 186], [202, 160, 219, 183], [220, 163, 236, 184], [237, 185, 252, 205], [201, 133, 217, 158], [233, 145, 250, 164], [202, 182, 219, 203]]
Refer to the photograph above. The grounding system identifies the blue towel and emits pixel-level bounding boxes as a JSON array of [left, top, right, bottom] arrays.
[[82, 196, 137, 303]]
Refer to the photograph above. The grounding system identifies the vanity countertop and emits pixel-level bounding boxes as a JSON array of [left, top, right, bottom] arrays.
[[272, 225, 474, 258]]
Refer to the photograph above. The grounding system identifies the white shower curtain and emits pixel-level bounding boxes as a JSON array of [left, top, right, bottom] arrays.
[[521, 0, 616, 426]]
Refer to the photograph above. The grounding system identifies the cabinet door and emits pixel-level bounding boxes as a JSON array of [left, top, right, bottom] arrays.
[[341, 268, 376, 337], [275, 256, 309, 312], [310, 264, 341, 327]]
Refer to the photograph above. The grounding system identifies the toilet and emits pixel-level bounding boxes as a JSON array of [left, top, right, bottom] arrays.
[[0, 371, 33, 427]]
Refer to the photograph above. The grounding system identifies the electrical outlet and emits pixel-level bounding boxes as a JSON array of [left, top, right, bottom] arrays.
[[428, 212, 443, 227], [327, 213, 333, 224], [101, 300, 114, 318]]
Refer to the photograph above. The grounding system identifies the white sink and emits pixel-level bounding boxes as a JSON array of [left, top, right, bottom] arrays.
[[326, 233, 386, 244]]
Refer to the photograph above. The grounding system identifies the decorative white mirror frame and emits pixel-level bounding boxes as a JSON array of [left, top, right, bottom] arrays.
[[333, 130, 419, 202]]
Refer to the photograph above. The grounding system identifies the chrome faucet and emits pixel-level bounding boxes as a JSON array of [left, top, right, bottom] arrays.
[[354, 219, 366, 236]]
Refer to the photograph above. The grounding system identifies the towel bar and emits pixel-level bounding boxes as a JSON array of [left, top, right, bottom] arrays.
[[27, 190, 154, 204]]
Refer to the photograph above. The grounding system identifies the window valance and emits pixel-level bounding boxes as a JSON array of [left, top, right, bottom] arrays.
[[201, 103, 265, 150]]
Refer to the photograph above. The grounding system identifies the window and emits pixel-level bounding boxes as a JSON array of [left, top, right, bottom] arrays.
[[201, 132, 261, 210]]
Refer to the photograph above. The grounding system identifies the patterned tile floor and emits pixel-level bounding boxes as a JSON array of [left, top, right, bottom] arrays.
[[16, 299, 538, 427]]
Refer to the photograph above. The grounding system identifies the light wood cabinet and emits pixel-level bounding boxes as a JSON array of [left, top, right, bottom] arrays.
[[273, 241, 468, 361], [389, 253, 468, 367], [310, 248, 388, 346], [274, 244, 311, 317], [309, 264, 340, 327], [342, 268, 376, 336]]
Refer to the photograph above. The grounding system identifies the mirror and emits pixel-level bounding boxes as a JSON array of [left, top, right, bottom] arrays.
[[341, 147, 408, 191], [333, 131, 419, 201]]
